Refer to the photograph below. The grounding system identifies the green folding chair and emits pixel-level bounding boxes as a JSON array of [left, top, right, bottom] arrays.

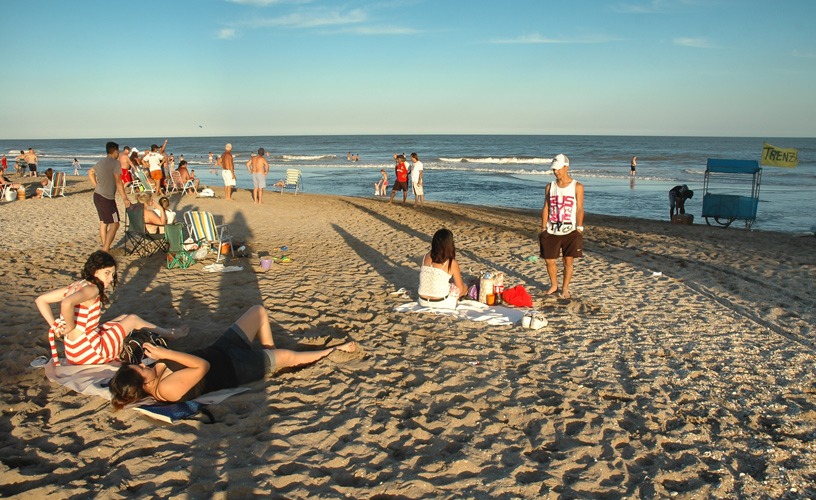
[[164, 223, 196, 269]]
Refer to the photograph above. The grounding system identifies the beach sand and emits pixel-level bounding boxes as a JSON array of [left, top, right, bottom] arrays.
[[1, 176, 815, 498]]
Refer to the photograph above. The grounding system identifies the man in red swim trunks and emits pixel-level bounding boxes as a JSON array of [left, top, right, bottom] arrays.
[[388, 154, 409, 205]]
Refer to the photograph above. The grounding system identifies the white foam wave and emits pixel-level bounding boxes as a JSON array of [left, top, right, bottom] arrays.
[[439, 156, 553, 165], [281, 154, 337, 161]]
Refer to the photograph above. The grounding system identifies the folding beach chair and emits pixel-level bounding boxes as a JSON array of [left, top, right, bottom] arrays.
[[124, 205, 168, 257], [171, 171, 196, 196], [42, 171, 66, 198], [184, 211, 233, 263], [164, 223, 196, 269], [135, 170, 156, 194], [280, 169, 303, 195]]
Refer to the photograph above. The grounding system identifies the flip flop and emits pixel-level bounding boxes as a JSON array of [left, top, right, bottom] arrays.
[[389, 288, 411, 299], [30, 356, 48, 368]]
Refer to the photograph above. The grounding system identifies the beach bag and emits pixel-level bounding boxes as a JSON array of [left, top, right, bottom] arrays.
[[120, 329, 169, 364], [502, 285, 533, 308], [198, 188, 215, 198], [466, 283, 479, 300]]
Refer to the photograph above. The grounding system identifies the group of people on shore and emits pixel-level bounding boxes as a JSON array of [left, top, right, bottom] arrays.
[[377, 152, 425, 207]]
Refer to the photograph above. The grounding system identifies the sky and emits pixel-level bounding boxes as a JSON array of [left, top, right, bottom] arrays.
[[1, 0, 814, 139]]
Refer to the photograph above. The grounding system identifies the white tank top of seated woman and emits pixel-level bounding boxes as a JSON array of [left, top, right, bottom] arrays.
[[418, 254, 459, 310]]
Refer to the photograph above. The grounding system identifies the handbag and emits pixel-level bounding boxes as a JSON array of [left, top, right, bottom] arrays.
[[120, 328, 168, 364]]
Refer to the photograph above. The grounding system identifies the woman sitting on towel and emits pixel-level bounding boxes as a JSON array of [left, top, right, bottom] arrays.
[[35, 250, 186, 366], [136, 192, 168, 234], [109, 305, 357, 409], [417, 228, 467, 309]]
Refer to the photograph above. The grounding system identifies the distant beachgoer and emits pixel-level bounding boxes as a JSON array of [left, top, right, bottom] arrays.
[[219, 143, 236, 200], [208, 152, 213, 164], [669, 185, 694, 219], [15, 151, 26, 176], [540, 154, 584, 299], [418, 228, 467, 310], [25, 148, 38, 177], [89, 141, 131, 252], [176, 160, 200, 192], [410, 152, 424, 207], [348, 151, 352, 161], [143, 144, 165, 193], [630, 156, 637, 177], [34, 168, 54, 198], [354, 154, 359, 162], [1, 155, 7, 174], [374, 169, 388, 196], [34, 250, 186, 366], [108, 305, 357, 408], [119, 146, 135, 187], [388, 154, 409, 205], [247, 147, 270, 204], [72, 158, 81, 175]]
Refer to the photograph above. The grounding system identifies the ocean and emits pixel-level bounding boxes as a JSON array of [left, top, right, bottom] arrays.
[[4, 135, 814, 233]]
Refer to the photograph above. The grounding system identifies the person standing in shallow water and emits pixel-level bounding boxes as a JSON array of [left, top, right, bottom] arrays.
[[630, 156, 637, 177], [540, 154, 584, 299], [247, 148, 269, 204]]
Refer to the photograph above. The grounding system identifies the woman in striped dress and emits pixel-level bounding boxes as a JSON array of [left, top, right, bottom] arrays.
[[35, 251, 186, 366]]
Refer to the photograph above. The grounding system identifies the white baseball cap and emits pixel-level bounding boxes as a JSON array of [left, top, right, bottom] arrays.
[[551, 154, 569, 170]]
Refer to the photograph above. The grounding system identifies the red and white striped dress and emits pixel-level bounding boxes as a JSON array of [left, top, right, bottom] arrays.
[[48, 281, 126, 366]]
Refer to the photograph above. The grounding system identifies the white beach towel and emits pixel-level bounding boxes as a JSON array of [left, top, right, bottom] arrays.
[[394, 300, 525, 326], [42, 359, 247, 422]]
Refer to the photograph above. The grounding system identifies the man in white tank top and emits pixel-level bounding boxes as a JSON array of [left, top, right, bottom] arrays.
[[539, 154, 584, 299]]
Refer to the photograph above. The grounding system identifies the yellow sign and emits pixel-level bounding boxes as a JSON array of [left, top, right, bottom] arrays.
[[761, 142, 798, 168]]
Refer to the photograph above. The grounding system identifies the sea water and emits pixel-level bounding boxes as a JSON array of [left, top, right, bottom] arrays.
[[4, 135, 814, 233]]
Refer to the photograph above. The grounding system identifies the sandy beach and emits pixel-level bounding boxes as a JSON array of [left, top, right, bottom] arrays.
[[1, 176, 815, 498]]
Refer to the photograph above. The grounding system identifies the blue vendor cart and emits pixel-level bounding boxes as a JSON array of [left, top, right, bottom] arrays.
[[702, 159, 762, 229]]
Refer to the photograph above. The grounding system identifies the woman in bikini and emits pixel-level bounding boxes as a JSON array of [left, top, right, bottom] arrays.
[[135, 192, 168, 234], [417, 228, 467, 310], [109, 305, 357, 408], [35, 251, 186, 366]]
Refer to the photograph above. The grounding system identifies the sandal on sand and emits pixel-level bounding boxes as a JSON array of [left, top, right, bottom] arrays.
[[389, 288, 411, 299], [30, 356, 48, 368]]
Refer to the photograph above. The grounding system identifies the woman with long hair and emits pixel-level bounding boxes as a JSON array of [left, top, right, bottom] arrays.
[[35, 251, 186, 366], [417, 228, 467, 309]]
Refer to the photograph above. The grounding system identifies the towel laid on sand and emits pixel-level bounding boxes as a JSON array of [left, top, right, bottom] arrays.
[[43, 359, 247, 422], [394, 300, 525, 326]]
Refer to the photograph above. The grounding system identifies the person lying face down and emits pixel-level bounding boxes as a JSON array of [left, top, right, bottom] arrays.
[[109, 305, 357, 409]]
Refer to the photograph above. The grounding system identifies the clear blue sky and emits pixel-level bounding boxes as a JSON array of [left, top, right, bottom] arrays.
[[2, 0, 814, 139]]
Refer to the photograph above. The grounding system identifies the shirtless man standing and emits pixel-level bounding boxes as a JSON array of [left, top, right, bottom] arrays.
[[246, 148, 269, 204], [219, 143, 236, 200], [119, 146, 135, 185], [25, 148, 39, 177]]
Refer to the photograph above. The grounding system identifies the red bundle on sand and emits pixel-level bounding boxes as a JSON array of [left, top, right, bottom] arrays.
[[502, 285, 532, 307]]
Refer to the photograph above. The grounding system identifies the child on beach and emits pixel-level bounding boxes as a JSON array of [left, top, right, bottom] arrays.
[[35, 251, 186, 366], [109, 305, 357, 408], [417, 228, 467, 310], [374, 169, 388, 196]]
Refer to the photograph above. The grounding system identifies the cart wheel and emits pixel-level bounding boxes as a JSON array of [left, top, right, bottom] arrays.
[[706, 216, 735, 228]]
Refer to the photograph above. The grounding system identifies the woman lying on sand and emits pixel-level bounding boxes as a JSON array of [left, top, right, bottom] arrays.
[[109, 305, 357, 408], [417, 228, 467, 309], [35, 251, 186, 366]]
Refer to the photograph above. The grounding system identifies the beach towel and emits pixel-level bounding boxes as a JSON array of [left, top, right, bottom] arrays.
[[394, 300, 525, 326], [42, 359, 247, 423]]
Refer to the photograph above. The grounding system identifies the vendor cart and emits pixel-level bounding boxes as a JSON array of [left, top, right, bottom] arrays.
[[702, 159, 762, 229]]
